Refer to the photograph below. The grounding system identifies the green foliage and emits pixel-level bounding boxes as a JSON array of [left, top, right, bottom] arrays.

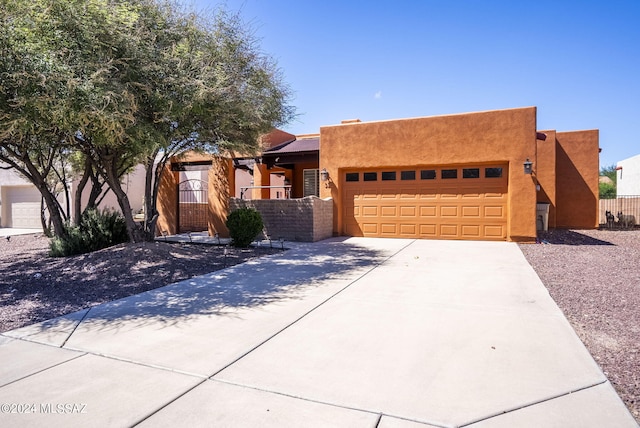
[[600, 164, 618, 185], [49, 208, 128, 257], [599, 182, 616, 199], [599, 164, 617, 199], [1, 0, 294, 242], [226, 207, 264, 248]]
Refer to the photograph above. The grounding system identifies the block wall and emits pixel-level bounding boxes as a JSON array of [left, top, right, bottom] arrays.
[[229, 197, 333, 242]]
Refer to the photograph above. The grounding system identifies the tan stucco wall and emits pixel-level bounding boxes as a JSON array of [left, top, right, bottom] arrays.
[[555, 130, 600, 229], [319, 107, 539, 242]]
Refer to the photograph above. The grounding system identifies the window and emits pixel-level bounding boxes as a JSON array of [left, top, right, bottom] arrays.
[[345, 172, 359, 182], [381, 171, 396, 181], [485, 167, 503, 178], [303, 169, 319, 197], [363, 172, 377, 181], [401, 170, 416, 180], [441, 169, 457, 179], [463, 168, 480, 178], [420, 169, 436, 180]]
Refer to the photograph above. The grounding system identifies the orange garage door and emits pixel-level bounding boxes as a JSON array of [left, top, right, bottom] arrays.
[[343, 165, 508, 240]]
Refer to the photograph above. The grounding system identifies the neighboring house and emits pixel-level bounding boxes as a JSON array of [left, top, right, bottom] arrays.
[[0, 164, 42, 229], [0, 162, 146, 230], [156, 106, 600, 242], [616, 153, 640, 195]]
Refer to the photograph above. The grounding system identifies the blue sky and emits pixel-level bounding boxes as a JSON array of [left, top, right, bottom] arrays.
[[186, 0, 640, 168]]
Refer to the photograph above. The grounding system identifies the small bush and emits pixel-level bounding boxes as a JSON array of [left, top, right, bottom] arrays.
[[49, 208, 129, 257], [599, 182, 616, 199], [226, 207, 264, 248]]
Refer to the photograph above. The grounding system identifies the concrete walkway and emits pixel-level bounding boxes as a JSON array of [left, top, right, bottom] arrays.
[[0, 227, 41, 237], [0, 238, 636, 427]]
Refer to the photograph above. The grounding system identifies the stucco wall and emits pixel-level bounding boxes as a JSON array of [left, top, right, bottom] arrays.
[[617, 153, 640, 195], [319, 107, 539, 241], [229, 197, 333, 242], [156, 165, 178, 235], [536, 130, 558, 228], [156, 154, 234, 237], [555, 130, 599, 229]]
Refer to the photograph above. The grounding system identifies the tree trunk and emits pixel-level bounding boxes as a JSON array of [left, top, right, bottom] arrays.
[[103, 158, 141, 243], [141, 151, 163, 241], [21, 161, 67, 237], [74, 159, 92, 225]]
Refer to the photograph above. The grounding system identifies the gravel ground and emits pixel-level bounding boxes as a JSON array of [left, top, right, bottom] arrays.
[[519, 229, 639, 423], [0, 230, 638, 422], [0, 233, 281, 333]]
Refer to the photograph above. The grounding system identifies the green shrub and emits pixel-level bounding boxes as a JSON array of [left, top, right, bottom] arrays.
[[599, 182, 616, 199], [226, 207, 264, 248], [49, 208, 129, 257]]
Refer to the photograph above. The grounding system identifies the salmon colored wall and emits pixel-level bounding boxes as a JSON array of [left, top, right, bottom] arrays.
[[536, 130, 558, 228], [208, 157, 233, 237], [156, 165, 178, 236], [252, 163, 271, 199], [156, 152, 235, 237], [319, 107, 539, 242], [260, 129, 296, 150], [555, 130, 599, 229]]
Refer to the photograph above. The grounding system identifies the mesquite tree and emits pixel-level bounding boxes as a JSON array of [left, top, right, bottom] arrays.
[[0, 0, 294, 242]]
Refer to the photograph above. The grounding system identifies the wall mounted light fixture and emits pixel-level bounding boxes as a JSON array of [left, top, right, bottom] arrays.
[[320, 168, 330, 187], [523, 159, 533, 175]]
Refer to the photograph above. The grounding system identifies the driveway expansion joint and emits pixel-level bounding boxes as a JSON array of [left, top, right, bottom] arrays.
[[457, 379, 610, 427], [208, 239, 418, 379]]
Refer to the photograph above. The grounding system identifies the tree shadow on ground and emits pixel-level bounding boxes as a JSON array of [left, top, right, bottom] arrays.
[[536, 229, 614, 246], [5, 237, 391, 335]]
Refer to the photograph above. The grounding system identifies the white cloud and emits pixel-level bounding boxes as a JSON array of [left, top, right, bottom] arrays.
[[374, 90, 382, 99]]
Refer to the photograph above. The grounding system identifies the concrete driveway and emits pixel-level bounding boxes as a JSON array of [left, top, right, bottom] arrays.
[[0, 237, 636, 427]]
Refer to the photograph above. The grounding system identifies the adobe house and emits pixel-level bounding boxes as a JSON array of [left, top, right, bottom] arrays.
[[156, 106, 600, 242]]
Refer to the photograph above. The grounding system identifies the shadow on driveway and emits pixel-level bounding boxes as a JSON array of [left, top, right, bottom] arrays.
[[14, 238, 391, 334]]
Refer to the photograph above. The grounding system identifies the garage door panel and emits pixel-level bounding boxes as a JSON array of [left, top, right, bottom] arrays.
[[440, 206, 458, 217], [419, 193, 437, 200], [461, 225, 481, 237], [400, 224, 416, 235], [400, 189, 418, 199], [380, 192, 398, 200], [380, 224, 397, 235], [462, 206, 481, 217], [484, 206, 505, 218], [400, 206, 416, 217], [419, 224, 437, 236], [380, 206, 397, 217], [484, 192, 505, 199], [420, 206, 437, 217], [362, 206, 378, 217], [362, 223, 378, 234], [440, 193, 459, 200], [343, 164, 508, 240], [484, 225, 506, 238], [440, 224, 458, 237]]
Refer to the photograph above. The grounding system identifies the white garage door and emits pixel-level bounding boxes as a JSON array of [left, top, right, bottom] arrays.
[[5, 186, 42, 229]]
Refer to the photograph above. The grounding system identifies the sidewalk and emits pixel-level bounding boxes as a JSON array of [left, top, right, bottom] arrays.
[[0, 228, 41, 237], [0, 238, 636, 427]]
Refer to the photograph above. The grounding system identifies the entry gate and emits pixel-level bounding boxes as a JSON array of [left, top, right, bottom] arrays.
[[178, 179, 208, 233]]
